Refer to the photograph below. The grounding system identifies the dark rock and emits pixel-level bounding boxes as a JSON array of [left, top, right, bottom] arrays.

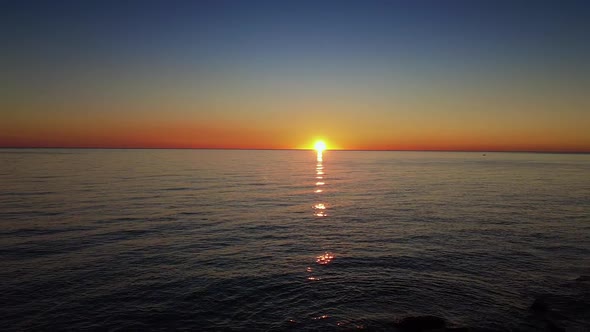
[[575, 275, 590, 282], [394, 315, 447, 331], [546, 320, 566, 332]]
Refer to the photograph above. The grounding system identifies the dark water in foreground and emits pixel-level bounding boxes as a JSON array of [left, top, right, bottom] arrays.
[[1, 149, 589, 331]]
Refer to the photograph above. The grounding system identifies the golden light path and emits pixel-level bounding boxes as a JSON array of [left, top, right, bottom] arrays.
[[315, 252, 335, 265], [304, 138, 336, 326], [310, 140, 334, 263], [313, 151, 327, 216]]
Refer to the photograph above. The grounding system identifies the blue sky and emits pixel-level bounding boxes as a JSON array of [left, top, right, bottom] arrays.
[[2, 0, 589, 150]]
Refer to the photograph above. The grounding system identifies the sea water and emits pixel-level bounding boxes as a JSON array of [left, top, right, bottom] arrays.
[[1, 149, 589, 330]]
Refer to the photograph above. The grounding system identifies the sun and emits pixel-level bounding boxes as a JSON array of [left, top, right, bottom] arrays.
[[314, 140, 327, 152]]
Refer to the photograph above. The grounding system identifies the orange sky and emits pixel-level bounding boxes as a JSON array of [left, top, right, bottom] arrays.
[[3, 83, 589, 152], [2, 105, 589, 152]]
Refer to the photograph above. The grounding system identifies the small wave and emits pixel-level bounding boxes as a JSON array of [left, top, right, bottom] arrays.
[[162, 187, 191, 191]]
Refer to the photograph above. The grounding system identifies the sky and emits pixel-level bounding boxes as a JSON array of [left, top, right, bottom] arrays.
[[1, 0, 589, 151]]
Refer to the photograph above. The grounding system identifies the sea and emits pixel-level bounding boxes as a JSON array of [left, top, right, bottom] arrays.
[[1, 149, 589, 331]]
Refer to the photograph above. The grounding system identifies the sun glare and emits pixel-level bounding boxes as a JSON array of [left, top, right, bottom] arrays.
[[314, 141, 327, 152]]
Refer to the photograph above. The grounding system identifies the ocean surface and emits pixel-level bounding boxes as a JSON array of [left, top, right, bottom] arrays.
[[1, 149, 589, 331]]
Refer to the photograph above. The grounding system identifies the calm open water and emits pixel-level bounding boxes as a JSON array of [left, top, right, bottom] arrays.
[[1, 149, 589, 331]]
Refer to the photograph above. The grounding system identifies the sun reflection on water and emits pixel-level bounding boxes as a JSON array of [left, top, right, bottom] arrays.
[[306, 150, 335, 286], [314, 211, 327, 217], [316, 252, 335, 265], [313, 150, 328, 217]]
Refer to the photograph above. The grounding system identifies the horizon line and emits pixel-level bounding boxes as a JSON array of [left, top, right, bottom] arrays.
[[1, 146, 589, 154]]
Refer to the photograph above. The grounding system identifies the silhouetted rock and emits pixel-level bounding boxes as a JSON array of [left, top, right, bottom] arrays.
[[545, 320, 566, 332], [528, 276, 590, 332], [394, 315, 447, 331]]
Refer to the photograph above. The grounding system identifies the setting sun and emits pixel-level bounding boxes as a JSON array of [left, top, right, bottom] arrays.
[[314, 141, 327, 152]]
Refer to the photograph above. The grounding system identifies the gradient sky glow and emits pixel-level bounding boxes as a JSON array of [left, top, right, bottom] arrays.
[[2, 0, 589, 151]]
